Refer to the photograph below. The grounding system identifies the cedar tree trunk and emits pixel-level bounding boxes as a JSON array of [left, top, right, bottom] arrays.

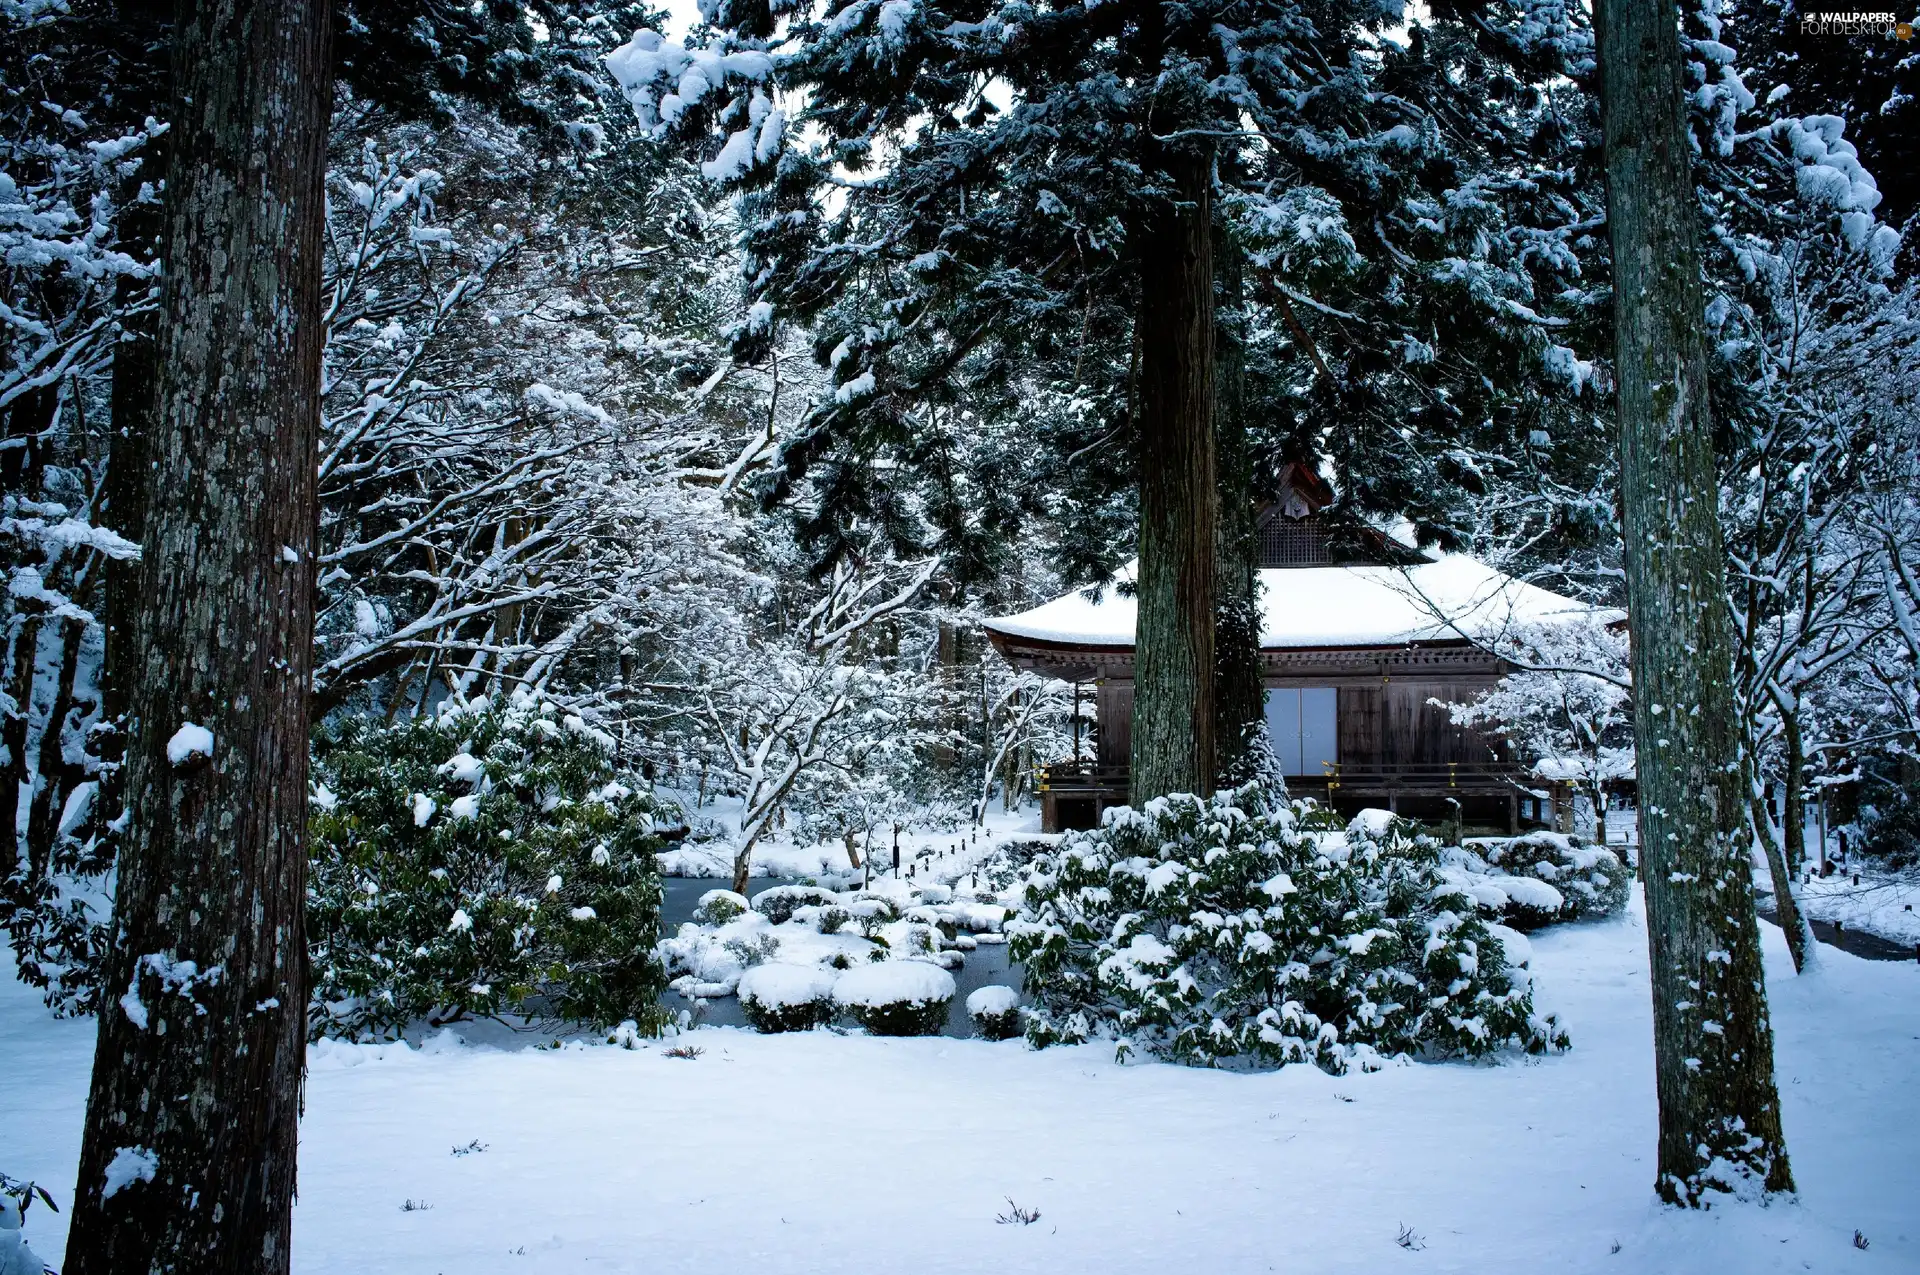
[[1594, 0, 1793, 1202], [65, 0, 332, 1265], [1210, 217, 1265, 787], [1130, 151, 1217, 802]]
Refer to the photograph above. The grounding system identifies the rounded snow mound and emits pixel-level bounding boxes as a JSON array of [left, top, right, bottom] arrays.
[[1497, 876, 1565, 912], [738, 962, 840, 1010], [834, 960, 955, 1008], [966, 984, 1018, 1016], [751, 885, 839, 924], [693, 888, 750, 924], [1348, 808, 1396, 837], [966, 983, 1022, 1041]]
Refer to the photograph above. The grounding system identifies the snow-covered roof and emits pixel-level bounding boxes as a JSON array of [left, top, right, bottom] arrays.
[[985, 556, 1612, 650]]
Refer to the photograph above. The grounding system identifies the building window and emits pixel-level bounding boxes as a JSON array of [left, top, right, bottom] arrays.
[[1265, 687, 1338, 777]]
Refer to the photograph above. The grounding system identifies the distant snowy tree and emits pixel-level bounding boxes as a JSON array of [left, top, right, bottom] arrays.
[[664, 547, 942, 892], [0, 0, 162, 1010], [1441, 615, 1633, 828]]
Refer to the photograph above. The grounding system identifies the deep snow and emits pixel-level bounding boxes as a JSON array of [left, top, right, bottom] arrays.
[[3, 901, 1915, 1274]]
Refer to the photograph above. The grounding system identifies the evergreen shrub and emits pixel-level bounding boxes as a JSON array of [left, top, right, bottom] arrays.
[[737, 963, 840, 1032], [307, 694, 670, 1039], [752, 885, 839, 924], [1467, 832, 1631, 927], [693, 889, 750, 923], [833, 960, 954, 1035], [966, 985, 1022, 1040], [1008, 782, 1567, 1072]]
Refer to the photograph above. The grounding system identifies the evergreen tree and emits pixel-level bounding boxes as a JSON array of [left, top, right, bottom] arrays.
[[1721, 0, 1919, 228], [606, 0, 1614, 798]]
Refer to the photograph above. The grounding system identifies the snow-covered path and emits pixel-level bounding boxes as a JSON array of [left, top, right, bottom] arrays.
[[3, 904, 1915, 1274]]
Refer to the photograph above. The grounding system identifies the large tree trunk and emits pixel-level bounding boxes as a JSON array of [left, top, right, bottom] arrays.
[[1130, 151, 1217, 803], [1595, 0, 1793, 1203], [64, 0, 331, 1264], [1211, 217, 1265, 788]]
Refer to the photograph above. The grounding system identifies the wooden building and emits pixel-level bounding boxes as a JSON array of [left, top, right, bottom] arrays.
[[985, 470, 1613, 833]]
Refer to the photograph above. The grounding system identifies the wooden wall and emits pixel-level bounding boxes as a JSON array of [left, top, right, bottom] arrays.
[[1093, 677, 1500, 772], [1338, 682, 1502, 767]]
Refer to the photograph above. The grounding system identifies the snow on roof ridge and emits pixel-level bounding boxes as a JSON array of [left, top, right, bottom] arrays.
[[983, 554, 1614, 651]]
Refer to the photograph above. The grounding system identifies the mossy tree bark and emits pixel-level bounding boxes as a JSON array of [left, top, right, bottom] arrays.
[[1595, 0, 1793, 1203], [64, 0, 332, 1265], [1130, 150, 1217, 803]]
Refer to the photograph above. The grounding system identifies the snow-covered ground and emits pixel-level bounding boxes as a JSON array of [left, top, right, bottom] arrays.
[[653, 792, 1042, 881], [1794, 870, 1920, 947], [4, 901, 1915, 1274]]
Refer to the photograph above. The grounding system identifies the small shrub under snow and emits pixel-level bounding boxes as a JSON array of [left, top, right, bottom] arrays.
[[966, 985, 1022, 1040], [833, 960, 955, 1036], [752, 885, 840, 924], [738, 963, 841, 1032], [1451, 831, 1630, 930], [693, 889, 750, 924]]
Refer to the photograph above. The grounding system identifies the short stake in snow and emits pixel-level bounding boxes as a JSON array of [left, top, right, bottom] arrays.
[[1594, 0, 1792, 1202]]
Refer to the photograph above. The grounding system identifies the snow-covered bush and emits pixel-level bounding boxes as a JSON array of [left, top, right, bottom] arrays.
[[1460, 833, 1630, 929], [306, 695, 671, 1038], [693, 889, 750, 924], [966, 985, 1022, 1040], [1008, 784, 1566, 1072], [752, 884, 839, 924], [738, 963, 840, 1032], [833, 961, 956, 1036]]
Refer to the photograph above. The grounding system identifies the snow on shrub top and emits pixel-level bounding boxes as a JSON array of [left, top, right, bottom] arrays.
[[1008, 780, 1566, 1073], [833, 960, 955, 1008], [737, 963, 840, 1010], [1459, 831, 1630, 925], [1487, 924, 1532, 969], [694, 889, 750, 923], [965, 984, 1018, 1016], [1490, 875, 1565, 912], [751, 885, 839, 924]]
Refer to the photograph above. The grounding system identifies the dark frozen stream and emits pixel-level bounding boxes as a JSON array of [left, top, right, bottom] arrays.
[[1758, 908, 1917, 963], [659, 876, 1025, 1039]]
